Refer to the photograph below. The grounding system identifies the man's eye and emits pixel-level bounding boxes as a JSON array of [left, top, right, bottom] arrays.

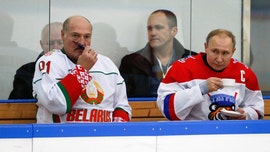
[[147, 25, 163, 31], [212, 50, 217, 54], [223, 52, 229, 55], [72, 34, 79, 38], [155, 25, 163, 30], [84, 35, 91, 40]]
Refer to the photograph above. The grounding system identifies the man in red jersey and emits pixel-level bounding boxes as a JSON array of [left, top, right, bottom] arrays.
[[157, 29, 264, 120]]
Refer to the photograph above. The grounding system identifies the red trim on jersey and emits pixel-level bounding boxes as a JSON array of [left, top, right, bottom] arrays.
[[59, 74, 82, 108], [163, 53, 261, 92], [168, 94, 180, 120], [113, 108, 130, 122]]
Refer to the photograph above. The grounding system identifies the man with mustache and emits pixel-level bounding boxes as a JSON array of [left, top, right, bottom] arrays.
[[33, 15, 131, 123]]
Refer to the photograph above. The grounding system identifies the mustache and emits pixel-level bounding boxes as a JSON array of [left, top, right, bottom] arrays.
[[73, 41, 85, 50]]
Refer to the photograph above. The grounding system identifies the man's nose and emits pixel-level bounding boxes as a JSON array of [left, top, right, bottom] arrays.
[[52, 43, 60, 49], [148, 29, 157, 36], [216, 54, 223, 62]]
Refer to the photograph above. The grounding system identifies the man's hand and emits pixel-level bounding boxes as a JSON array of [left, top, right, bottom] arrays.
[[207, 77, 223, 92], [230, 108, 246, 120], [77, 46, 98, 71]]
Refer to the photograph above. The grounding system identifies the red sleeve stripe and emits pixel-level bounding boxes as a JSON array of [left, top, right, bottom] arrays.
[[164, 94, 180, 120], [58, 74, 82, 113]]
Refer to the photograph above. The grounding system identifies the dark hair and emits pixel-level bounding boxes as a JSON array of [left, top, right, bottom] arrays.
[[206, 29, 236, 48], [151, 9, 177, 28]]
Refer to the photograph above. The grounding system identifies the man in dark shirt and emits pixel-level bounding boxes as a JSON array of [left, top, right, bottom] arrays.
[[9, 22, 63, 99], [119, 9, 197, 97]]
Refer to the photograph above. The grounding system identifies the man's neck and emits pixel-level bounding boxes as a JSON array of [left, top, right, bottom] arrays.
[[154, 44, 173, 66]]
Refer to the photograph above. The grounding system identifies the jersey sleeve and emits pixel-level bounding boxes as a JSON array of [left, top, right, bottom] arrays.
[[157, 60, 205, 120], [112, 68, 132, 122], [33, 54, 90, 115]]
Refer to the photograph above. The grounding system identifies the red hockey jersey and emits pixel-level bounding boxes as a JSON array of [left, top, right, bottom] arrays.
[[157, 53, 264, 120]]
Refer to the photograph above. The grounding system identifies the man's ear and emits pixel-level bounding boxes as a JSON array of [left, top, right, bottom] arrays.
[[61, 30, 64, 39], [40, 40, 45, 51], [204, 42, 208, 49], [232, 48, 236, 54], [171, 26, 178, 36], [39, 40, 42, 47]]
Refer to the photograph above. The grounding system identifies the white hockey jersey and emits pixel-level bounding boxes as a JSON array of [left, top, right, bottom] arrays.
[[157, 53, 264, 120], [33, 49, 131, 123]]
